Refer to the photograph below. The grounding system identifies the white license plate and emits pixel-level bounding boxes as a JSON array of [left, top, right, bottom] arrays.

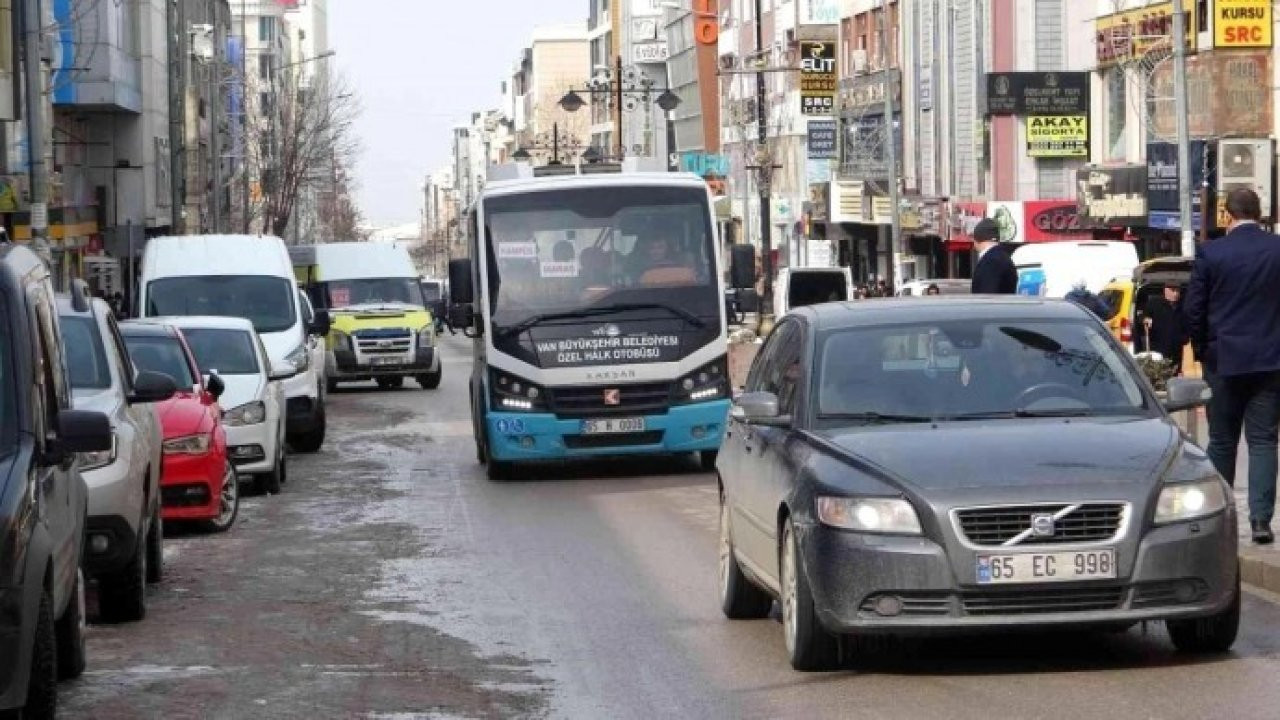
[[371, 356, 400, 366], [976, 549, 1116, 584], [582, 417, 646, 435]]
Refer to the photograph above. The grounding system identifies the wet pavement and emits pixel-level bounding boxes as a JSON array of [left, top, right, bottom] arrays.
[[63, 335, 1280, 719]]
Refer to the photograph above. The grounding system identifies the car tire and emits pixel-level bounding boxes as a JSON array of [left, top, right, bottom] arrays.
[[417, 366, 442, 390], [145, 508, 163, 584], [700, 450, 719, 473], [719, 491, 772, 619], [257, 454, 284, 496], [205, 462, 241, 533], [98, 533, 147, 624], [1167, 573, 1240, 654], [24, 587, 57, 719], [55, 567, 87, 680], [376, 376, 404, 390], [326, 377, 339, 394], [781, 518, 840, 671], [290, 405, 326, 454]]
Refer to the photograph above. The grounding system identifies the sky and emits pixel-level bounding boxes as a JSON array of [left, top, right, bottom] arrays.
[[329, 0, 588, 227]]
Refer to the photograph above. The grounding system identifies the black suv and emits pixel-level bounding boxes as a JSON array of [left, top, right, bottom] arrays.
[[0, 245, 113, 718]]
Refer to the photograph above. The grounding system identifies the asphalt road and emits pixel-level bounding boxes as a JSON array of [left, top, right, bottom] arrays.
[[63, 335, 1280, 719]]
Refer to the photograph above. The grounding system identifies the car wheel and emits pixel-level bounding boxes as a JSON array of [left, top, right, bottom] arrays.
[[257, 453, 283, 496], [145, 508, 163, 584], [290, 405, 326, 453], [55, 567, 87, 680], [98, 532, 147, 623], [205, 462, 241, 533], [781, 518, 840, 671], [24, 587, 57, 718], [719, 491, 773, 619], [376, 376, 404, 390], [1167, 573, 1240, 654], [418, 366, 443, 390], [700, 450, 719, 473]]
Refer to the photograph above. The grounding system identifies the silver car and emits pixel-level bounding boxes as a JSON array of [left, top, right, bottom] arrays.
[[717, 298, 1237, 671]]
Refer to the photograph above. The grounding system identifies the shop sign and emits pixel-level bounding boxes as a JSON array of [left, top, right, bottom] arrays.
[[693, 0, 718, 45], [1076, 164, 1148, 228], [678, 152, 729, 177], [798, 0, 840, 24], [632, 42, 669, 64], [1214, 0, 1272, 48], [807, 120, 838, 159], [1147, 140, 1214, 231], [800, 41, 837, 116], [1026, 115, 1089, 158], [1023, 201, 1091, 242], [986, 72, 1089, 115], [1150, 50, 1271, 138], [947, 201, 986, 249], [1095, 2, 1197, 68]]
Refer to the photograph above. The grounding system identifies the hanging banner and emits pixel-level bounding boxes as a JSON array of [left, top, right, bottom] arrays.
[[1095, 2, 1197, 68], [799, 41, 837, 116], [806, 120, 838, 159], [1026, 115, 1089, 157], [1214, 0, 1272, 48]]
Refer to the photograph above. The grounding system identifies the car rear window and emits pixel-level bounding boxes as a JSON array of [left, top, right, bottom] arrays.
[[60, 316, 112, 389], [789, 273, 847, 307], [180, 328, 260, 375], [124, 335, 196, 389]]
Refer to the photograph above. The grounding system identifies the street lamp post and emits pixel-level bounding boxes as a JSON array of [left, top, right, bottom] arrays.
[[558, 59, 680, 161], [513, 122, 585, 165]]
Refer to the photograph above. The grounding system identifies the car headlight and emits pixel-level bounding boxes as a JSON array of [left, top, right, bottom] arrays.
[[79, 433, 118, 471], [417, 323, 435, 346], [224, 401, 267, 427], [285, 344, 310, 372], [816, 496, 923, 535], [489, 369, 546, 413], [332, 330, 352, 352], [163, 433, 212, 455], [1154, 479, 1228, 525], [675, 357, 729, 405]]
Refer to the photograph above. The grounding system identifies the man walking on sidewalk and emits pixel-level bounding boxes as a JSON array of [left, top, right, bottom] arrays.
[[1183, 188, 1280, 544]]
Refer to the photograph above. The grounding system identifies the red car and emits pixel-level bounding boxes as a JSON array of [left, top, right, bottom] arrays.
[[121, 321, 240, 531]]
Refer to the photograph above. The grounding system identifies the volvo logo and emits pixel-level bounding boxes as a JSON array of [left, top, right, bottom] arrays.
[[1030, 513, 1056, 537]]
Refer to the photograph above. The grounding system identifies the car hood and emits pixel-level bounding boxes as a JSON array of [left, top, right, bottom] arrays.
[[154, 393, 207, 438], [216, 374, 265, 412], [818, 417, 1179, 491]]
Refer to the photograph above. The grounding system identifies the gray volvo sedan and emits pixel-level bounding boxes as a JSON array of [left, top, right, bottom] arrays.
[[717, 298, 1237, 671]]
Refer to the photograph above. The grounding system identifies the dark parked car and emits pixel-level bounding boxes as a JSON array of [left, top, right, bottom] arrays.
[[0, 246, 113, 716], [717, 298, 1237, 670]]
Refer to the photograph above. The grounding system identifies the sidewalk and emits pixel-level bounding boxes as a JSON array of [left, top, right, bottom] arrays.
[[1172, 408, 1280, 593]]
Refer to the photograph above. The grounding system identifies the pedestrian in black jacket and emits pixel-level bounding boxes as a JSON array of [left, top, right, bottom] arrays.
[[1183, 187, 1280, 544], [969, 218, 1017, 294]]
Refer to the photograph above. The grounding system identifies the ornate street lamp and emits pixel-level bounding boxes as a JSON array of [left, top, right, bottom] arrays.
[[512, 122, 585, 166], [558, 57, 680, 159]]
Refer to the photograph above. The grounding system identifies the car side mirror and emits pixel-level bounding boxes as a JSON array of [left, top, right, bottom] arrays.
[[205, 373, 226, 401], [310, 310, 332, 337], [449, 258, 474, 304], [269, 362, 298, 382], [129, 370, 178, 405], [731, 391, 791, 427], [450, 304, 476, 333], [1163, 377, 1212, 413], [730, 244, 757, 290], [56, 409, 113, 454]]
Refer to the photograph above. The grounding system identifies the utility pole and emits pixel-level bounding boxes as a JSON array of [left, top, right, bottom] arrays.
[[21, 0, 51, 273], [168, 0, 187, 232], [879, 0, 900, 288], [754, 0, 774, 330], [1170, 0, 1194, 256], [241, 0, 250, 232], [210, 2, 223, 232]]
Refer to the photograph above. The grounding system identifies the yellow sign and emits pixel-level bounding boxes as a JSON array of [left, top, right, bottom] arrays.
[[1214, 0, 1272, 47], [1026, 115, 1089, 158], [1096, 2, 1198, 67]]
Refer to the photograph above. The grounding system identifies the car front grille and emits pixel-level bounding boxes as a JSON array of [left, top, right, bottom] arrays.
[[563, 431, 665, 449], [961, 587, 1125, 615], [547, 382, 672, 418], [954, 503, 1127, 547], [354, 328, 412, 355]]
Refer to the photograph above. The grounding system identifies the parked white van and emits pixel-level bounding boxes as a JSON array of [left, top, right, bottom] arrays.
[[773, 266, 854, 316], [138, 235, 331, 452], [1011, 241, 1139, 298]]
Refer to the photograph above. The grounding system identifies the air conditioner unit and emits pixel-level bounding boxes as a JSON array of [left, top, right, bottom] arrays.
[[1218, 138, 1274, 219], [850, 49, 868, 75]]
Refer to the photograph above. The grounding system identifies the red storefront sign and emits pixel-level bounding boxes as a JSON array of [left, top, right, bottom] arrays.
[[947, 201, 986, 251], [1022, 200, 1092, 242]]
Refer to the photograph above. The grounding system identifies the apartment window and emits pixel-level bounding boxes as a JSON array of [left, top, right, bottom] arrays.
[[258, 53, 273, 82], [259, 16, 276, 43]]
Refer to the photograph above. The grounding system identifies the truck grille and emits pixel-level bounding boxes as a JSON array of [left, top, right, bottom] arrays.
[[954, 503, 1127, 547], [547, 382, 672, 418], [354, 328, 412, 355], [563, 431, 664, 449]]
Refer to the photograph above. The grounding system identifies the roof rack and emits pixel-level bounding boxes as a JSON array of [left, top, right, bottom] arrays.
[[488, 156, 669, 181]]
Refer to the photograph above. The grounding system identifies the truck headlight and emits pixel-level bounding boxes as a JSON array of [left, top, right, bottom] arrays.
[[417, 324, 435, 347], [285, 343, 310, 372], [163, 433, 212, 455], [224, 401, 267, 427], [489, 369, 546, 413], [816, 496, 923, 535], [1154, 479, 1227, 525], [80, 433, 118, 470], [332, 330, 352, 352]]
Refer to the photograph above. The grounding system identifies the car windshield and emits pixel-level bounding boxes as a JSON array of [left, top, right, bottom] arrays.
[[60, 316, 112, 390], [323, 278, 424, 309], [180, 328, 260, 375], [123, 335, 196, 389], [147, 276, 296, 333], [815, 318, 1148, 422], [484, 185, 719, 332], [421, 282, 442, 302]]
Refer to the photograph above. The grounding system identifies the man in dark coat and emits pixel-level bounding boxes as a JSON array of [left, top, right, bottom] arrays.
[[970, 218, 1017, 294], [1142, 284, 1186, 373], [1183, 187, 1280, 543]]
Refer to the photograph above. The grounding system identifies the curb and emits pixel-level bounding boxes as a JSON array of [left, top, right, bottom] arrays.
[[1241, 551, 1280, 594]]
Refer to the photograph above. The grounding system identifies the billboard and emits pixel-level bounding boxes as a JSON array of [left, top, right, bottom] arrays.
[[799, 41, 837, 116], [1026, 116, 1089, 158]]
